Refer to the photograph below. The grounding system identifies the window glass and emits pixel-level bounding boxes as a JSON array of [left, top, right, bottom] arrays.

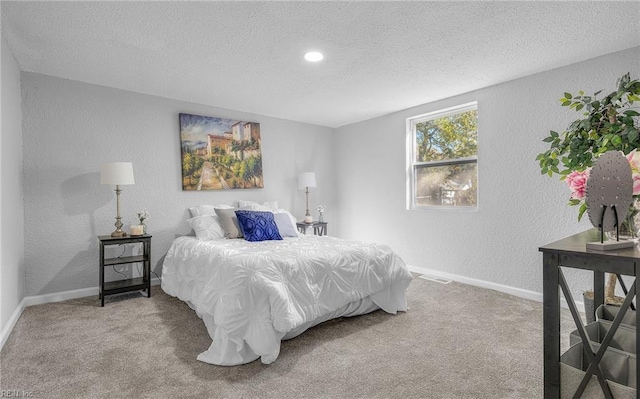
[[408, 103, 478, 209]]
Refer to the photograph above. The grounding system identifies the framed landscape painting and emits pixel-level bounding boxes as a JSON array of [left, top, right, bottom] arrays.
[[179, 113, 263, 190]]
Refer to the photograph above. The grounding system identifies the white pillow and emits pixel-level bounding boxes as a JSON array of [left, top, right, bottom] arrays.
[[273, 213, 298, 237], [273, 209, 302, 237], [189, 204, 233, 217], [237, 200, 278, 210], [187, 215, 225, 240], [241, 204, 274, 212]]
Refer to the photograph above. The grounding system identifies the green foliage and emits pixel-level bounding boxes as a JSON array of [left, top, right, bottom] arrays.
[[181, 152, 204, 188], [416, 110, 477, 162], [185, 139, 263, 190], [231, 139, 257, 161], [536, 73, 640, 178], [182, 153, 193, 178], [241, 156, 262, 186]]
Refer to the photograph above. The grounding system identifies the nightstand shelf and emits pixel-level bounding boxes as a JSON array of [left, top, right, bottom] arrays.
[[98, 234, 152, 307], [103, 277, 148, 296], [103, 255, 147, 266]]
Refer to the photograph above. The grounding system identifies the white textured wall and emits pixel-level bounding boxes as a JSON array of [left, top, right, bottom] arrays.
[[1, 35, 25, 330], [334, 47, 640, 302], [21, 73, 335, 296]]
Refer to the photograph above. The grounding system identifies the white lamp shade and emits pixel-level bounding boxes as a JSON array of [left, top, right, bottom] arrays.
[[298, 172, 316, 189], [100, 162, 135, 185]]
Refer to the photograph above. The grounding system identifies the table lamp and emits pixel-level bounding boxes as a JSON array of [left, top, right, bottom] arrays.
[[100, 162, 135, 237], [298, 172, 316, 223]]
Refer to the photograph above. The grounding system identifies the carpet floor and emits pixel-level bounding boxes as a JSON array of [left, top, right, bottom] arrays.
[[0, 277, 576, 398]]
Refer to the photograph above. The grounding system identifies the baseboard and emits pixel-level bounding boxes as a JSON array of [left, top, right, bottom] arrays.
[[408, 265, 584, 310], [23, 286, 98, 307], [0, 298, 26, 351], [22, 277, 161, 307], [1, 277, 162, 350]]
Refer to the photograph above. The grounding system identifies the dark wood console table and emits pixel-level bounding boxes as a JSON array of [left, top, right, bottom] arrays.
[[540, 229, 640, 398]]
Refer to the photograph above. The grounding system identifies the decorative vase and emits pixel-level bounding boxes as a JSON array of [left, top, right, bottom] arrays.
[[141, 222, 147, 235], [608, 201, 639, 240], [318, 212, 324, 223], [619, 216, 636, 239]]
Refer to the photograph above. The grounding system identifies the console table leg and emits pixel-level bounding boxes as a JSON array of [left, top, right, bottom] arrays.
[[543, 252, 560, 398], [634, 270, 640, 398], [594, 271, 605, 318]]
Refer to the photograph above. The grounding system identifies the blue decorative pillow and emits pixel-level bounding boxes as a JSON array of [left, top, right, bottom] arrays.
[[235, 210, 283, 242]]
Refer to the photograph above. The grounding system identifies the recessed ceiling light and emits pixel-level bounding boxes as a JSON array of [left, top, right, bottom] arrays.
[[304, 51, 323, 62]]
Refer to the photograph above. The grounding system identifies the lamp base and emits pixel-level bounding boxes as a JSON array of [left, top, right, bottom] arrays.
[[111, 215, 127, 237], [304, 215, 313, 224]]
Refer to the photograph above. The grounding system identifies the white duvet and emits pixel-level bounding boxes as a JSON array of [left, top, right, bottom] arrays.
[[161, 235, 413, 365]]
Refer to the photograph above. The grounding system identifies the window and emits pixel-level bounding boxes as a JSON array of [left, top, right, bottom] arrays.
[[407, 102, 478, 209]]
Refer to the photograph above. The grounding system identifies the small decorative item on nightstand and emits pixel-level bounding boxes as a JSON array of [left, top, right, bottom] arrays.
[[137, 209, 149, 234], [316, 205, 326, 223]]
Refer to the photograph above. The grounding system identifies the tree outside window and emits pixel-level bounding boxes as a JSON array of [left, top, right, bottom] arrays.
[[408, 103, 478, 209]]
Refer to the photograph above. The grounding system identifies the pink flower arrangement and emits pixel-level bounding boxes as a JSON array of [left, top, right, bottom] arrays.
[[566, 170, 590, 200], [626, 149, 640, 195], [567, 150, 640, 201]]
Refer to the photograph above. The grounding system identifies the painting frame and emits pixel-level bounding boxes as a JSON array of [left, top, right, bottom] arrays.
[[179, 113, 263, 191]]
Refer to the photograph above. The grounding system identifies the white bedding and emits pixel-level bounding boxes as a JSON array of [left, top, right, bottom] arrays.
[[161, 235, 413, 365]]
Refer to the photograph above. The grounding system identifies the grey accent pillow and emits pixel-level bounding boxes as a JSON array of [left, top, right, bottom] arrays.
[[215, 208, 243, 238], [189, 204, 233, 217]]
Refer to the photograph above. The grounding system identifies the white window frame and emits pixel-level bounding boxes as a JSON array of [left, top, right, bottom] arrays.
[[406, 101, 478, 210]]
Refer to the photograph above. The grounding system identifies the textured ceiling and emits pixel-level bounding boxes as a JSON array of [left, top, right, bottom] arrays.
[[2, 1, 639, 128]]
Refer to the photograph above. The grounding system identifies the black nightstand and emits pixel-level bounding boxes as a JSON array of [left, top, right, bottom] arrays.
[[98, 234, 151, 307], [296, 221, 328, 236]]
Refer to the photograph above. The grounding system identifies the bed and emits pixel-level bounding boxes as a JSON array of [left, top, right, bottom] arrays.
[[161, 208, 412, 366]]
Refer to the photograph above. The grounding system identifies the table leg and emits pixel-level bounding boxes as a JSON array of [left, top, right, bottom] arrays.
[[99, 243, 105, 307], [146, 239, 151, 298], [543, 252, 560, 398], [594, 271, 605, 318], [633, 268, 640, 398]]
